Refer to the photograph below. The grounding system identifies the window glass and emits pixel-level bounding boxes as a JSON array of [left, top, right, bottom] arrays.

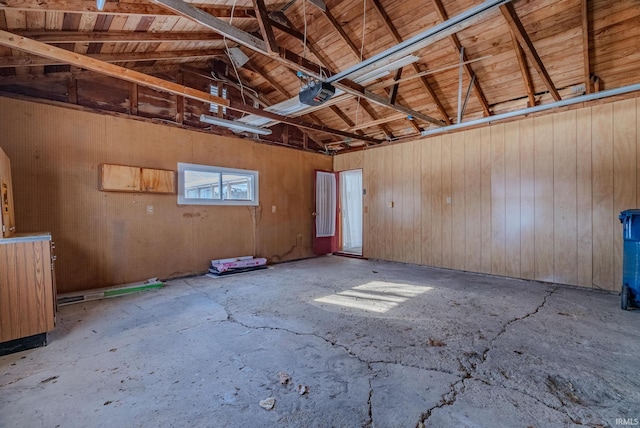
[[178, 163, 258, 206]]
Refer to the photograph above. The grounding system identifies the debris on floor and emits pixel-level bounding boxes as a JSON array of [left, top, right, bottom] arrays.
[[428, 338, 446, 347], [259, 397, 275, 410], [207, 256, 268, 276], [297, 384, 309, 395], [57, 278, 164, 306], [278, 372, 291, 385]]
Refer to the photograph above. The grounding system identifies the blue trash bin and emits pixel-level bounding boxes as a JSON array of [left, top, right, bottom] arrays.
[[619, 209, 640, 310]]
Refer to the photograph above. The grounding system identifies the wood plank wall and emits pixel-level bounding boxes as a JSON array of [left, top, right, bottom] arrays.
[[334, 97, 640, 291], [0, 96, 331, 293]]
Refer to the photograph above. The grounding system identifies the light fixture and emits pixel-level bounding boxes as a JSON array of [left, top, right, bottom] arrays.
[[200, 114, 272, 135], [96, 0, 105, 10], [352, 55, 421, 85]]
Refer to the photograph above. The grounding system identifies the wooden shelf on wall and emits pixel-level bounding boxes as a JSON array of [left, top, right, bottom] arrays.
[[99, 163, 175, 194]]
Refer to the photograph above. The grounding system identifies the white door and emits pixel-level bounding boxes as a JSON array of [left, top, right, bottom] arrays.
[[339, 169, 363, 255]]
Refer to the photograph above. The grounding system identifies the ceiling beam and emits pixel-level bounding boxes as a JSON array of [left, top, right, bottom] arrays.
[[509, 30, 535, 107], [149, 0, 268, 54], [500, 3, 561, 101], [0, 30, 379, 144], [271, 12, 389, 141], [358, 98, 394, 139], [251, 0, 279, 54], [315, 5, 412, 137], [582, 0, 591, 94], [0, 0, 260, 17], [149, 0, 445, 128], [244, 59, 335, 147], [0, 48, 225, 68], [323, 5, 362, 60], [370, 0, 452, 125], [9, 30, 224, 43], [269, 12, 336, 71], [347, 113, 405, 131], [387, 68, 402, 105], [430, 0, 491, 117], [180, 64, 270, 109]]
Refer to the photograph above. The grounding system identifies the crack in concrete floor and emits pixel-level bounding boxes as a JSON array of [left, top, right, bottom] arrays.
[[3, 257, 637, 428], [418, 286, 559, 426]]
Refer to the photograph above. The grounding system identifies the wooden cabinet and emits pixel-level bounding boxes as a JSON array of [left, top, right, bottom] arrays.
[[0, 234, 56, 352], [0, 145, 15, 238], [100, 163, 175, 194]]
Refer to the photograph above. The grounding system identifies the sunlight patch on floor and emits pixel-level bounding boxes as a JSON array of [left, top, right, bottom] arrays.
[[315, 281, 433, 313]]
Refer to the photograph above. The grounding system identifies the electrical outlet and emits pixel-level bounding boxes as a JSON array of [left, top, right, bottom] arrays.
[[446, 197, 452, 204], [272, 205, 277, 213], [147, 205, 154, 214]]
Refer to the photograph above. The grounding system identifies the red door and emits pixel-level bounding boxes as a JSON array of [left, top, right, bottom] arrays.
[[313, 170, 339, 255]]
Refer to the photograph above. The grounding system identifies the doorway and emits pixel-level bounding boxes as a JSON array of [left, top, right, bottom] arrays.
[[339, 169, 363, 256]]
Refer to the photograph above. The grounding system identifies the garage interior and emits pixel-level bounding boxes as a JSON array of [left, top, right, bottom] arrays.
[[0, 0, 639, 426]]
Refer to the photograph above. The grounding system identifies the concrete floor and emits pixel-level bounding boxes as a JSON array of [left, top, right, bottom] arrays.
[[1, 256, 639, 428]]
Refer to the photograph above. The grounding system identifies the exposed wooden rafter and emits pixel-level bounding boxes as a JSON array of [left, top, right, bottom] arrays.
[[0, 29, 380, 144], [149, 0, 444, 128], [509, 30, 535, 107], [0, 48, 226, 68], [243, 59, 334, 147], [370, 0, 452, 125], [271, 11, 391, 141], [322, 5, 363, 60], [251, 0, 279, 54], [0, 0, 258, 17], [500, 3, 561, 101], [9, 31, 225, 44], [582, 0, 591, 94], [430, 0, 491, 117]]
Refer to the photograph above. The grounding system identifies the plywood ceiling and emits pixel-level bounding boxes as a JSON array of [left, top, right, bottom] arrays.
[[0, 0, 638, 152]]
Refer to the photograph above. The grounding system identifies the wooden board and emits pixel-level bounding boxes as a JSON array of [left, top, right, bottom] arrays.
[[0, 145, 15, 238], [591, 103, 614, 290], [534, 117, 554, 282], [519, 118, 535, 280], [99, 163, 141, 192], [553, 110, 578, 285], [504, 121, 521, 279], [0, 238, 55, 343], [491, 124, 506, 276], [141, 167, 175, 193]]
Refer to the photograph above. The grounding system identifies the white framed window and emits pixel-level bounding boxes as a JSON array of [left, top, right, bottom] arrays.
[[178, 163, 259, 206]]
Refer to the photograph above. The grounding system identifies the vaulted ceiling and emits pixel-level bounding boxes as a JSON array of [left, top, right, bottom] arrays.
[[0, 0, 638, 152]]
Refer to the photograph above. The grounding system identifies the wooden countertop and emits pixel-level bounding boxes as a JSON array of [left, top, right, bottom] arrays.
[[0, 232, 51, 244]]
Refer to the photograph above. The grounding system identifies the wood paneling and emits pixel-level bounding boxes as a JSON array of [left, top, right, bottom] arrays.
[[592, 103, 614, 289], [534, 116, 554, 282], [0, 145, 15, 238], [0, 238, 54, 343], [0, 96, 330, 293], [343, 96, 640, 291], [519, 118, 535, 280]]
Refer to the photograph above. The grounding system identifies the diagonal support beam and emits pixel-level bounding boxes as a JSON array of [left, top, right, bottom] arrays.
[[9, 31, 225, 43], [0, 48, 225, 67], [370, 0, 452, 124], [431, 0, 491, 117], [509, 30, 535, 107], [582, 0, 591, 94], [272, 11, 390, 140], [251, 0, 279, 54], [150, 0, 445, 128], [0, 30, 380, 144], [500, 3, 561, 101]]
